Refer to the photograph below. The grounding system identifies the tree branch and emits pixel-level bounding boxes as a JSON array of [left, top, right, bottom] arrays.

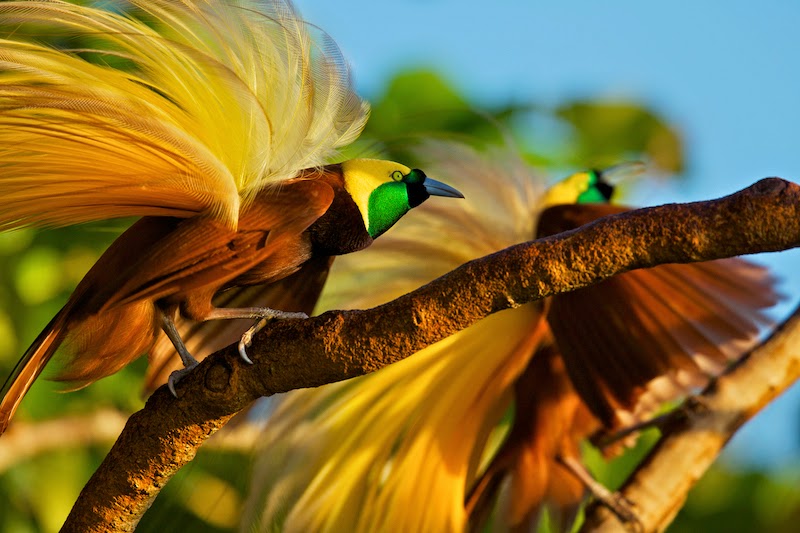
[[580, 303, 800, 533], [61, 178, 800, 532]]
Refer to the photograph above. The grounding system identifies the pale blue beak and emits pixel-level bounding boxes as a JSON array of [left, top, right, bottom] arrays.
[[424, 178, 464, 199]]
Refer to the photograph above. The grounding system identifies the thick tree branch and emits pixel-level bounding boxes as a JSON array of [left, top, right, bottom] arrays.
[[62, 178, 800, 532], [580, 302, 800, 533]]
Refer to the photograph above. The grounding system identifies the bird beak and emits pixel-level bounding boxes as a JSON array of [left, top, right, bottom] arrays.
[[598, 161, 647, 184], [424, 178, 464, 199]]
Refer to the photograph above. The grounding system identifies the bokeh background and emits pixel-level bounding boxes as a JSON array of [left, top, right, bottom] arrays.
[[1, 1, 798, 531]]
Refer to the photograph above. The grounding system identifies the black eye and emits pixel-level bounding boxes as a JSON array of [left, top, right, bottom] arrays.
[[391, 170, 404, 181]]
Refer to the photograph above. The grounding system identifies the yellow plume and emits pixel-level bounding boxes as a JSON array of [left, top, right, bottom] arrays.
[[0, 0, 368, 229]]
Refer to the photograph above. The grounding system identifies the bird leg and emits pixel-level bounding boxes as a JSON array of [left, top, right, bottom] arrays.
[[556, 454, 642, 532], [592, 397, 711, 450], [203, 307, 308, 364], [592, 413, 673, 450], [160, 311, 199, 397]]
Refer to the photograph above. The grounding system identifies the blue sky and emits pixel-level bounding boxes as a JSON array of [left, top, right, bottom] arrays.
[[293, 0, 800, 470]]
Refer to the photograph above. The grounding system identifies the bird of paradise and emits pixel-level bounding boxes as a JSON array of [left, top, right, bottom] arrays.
[[0, 0, 463, 434], [242, 141, 778, 532]]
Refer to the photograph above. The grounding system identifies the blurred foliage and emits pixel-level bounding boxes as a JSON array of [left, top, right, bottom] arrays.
[[555, 101, 684, 173], [672, 467, 800, 533], [357, 70, 532, 163], [0, 64, 797, 533]]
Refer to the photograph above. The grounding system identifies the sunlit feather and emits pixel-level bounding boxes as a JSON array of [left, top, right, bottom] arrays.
[[0, 0, 368, 229]]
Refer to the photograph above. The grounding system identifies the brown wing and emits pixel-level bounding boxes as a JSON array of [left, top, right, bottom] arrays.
[[468, 202, 778, 530], [95, 179, 334, 312], [144, 255, 335, 392], [538, 203, 780, 427]]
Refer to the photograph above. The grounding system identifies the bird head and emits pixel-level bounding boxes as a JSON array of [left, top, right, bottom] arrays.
[[341, 159, 464, 239], [541, 161, 646, 208]]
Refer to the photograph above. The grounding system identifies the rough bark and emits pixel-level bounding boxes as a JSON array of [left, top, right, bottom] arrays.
[[61, 178, 800, 532]]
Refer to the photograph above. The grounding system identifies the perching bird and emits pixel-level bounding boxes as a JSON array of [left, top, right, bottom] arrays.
[[0, 0, 462, 435], [242, 141, 778, 533]]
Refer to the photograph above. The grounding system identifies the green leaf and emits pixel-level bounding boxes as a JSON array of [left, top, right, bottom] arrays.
[[556, 100, 684, 173]]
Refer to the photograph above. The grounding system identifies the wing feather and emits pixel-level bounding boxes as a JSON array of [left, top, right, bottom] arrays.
[[0, 0, 368, 229], [99, 179, 334, 310], [539, 203, 779, 425]]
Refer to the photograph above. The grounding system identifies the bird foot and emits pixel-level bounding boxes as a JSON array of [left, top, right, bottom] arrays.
[[160, 309, 200, 397], [167, 359, 199, 397], [595, 491, 641, 532], [238, 310, 308, 364], [557, 454, 642, 531]]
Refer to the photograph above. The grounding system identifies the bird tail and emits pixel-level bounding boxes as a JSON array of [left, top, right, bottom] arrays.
[[0, 309, 69, 435]]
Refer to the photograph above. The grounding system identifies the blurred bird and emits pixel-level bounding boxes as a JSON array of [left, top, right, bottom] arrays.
[[0, 0, 462, 435], [242, 141, 778, 533]]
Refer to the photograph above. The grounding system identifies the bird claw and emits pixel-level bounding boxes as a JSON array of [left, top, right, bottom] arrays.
[[167, 360, 199, 397], [238, 321, 263, 364], [238, 310, 308, 364], [600, 492, 641, 532], [557, 453, 642, 531]]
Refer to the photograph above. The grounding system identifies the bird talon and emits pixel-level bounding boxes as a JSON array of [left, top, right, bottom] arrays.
[[168, 376, 178, 397], [167, 362, 198, 397], [603, 492, 641, 531], [236, 311, 308, 364], [238, 337, 254, 365], [238, 318, 267, 364]]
